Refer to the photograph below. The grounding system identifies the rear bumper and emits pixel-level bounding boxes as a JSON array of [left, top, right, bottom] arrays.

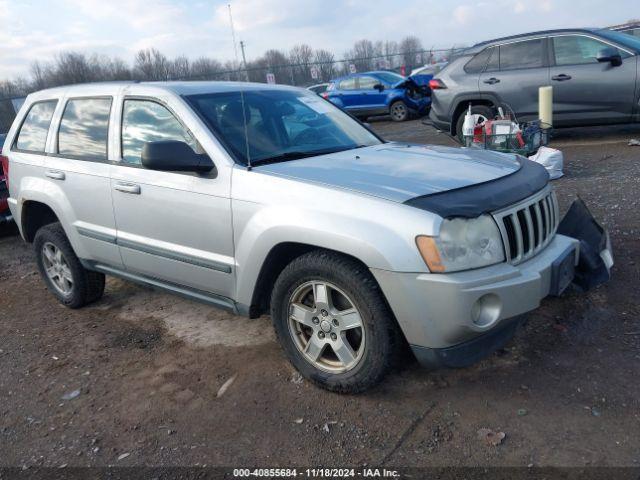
[[428, 107, 451, 132], [0, 211, 12, 224], [371, 234, 580, 353]]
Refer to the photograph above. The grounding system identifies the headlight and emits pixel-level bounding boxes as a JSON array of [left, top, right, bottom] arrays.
[[416, 215, 505, 273]]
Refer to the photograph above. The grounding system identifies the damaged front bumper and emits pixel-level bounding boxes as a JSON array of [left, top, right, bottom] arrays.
[[372, 199, 613, 369]]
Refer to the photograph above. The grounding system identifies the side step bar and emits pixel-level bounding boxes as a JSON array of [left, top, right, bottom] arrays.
[[84, 261, 240, 314]]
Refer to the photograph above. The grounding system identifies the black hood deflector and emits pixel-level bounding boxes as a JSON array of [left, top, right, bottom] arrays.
[[404, 157, 549, 218]]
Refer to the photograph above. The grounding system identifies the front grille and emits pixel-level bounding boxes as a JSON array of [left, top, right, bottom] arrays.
[[492, 187, 559, 264]]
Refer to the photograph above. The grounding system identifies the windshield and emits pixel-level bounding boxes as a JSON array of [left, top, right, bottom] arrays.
[[375, 72, 405, 85], [596, 29, 640, 51], [187, 89, 381, 166]]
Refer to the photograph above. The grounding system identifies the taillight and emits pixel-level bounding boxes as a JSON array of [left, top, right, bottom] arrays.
[[1, 154, 8, 189], [428, 78, 447, 90]]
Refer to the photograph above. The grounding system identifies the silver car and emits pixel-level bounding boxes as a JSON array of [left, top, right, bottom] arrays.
[[2, 81, 596, 392]]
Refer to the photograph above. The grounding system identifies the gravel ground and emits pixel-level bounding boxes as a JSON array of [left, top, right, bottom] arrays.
[[0, 118, 638, 471]]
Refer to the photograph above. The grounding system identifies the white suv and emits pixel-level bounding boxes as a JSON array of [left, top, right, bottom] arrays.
[[2, 81, 599, 392]]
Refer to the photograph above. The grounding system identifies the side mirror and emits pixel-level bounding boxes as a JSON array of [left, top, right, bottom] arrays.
[[596, 47, 622, 67], [373, 83, 385, 92], [141, 140, 215, 173]]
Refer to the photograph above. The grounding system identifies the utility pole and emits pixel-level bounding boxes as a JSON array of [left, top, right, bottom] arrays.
[[239, 40, 249, 81]]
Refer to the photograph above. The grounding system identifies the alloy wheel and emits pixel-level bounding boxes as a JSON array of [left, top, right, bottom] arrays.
[[42, 242, 74, 296], [391, 102, 407, 121], [287, 281, 365, 373]]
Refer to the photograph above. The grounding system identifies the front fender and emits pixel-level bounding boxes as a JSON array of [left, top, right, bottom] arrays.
[[231, 194, 440, 306]]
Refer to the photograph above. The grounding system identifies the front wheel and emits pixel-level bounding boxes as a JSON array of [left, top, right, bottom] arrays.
[[389, 100, 409, 122], [271, 251, 401, 393]]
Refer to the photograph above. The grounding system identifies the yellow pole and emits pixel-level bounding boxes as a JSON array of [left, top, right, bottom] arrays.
[[539, 86, 553, 126]]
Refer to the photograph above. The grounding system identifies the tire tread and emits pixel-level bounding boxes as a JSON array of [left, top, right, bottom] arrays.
[[34, 222, 105, 309], [271, 250, 404, 393]]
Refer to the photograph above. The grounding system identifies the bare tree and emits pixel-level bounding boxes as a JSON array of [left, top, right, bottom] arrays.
[[289, 44, 314, 85], [399, 36, 424, 70], [134, 48, 169, 81], [314, 49, 335, 82], [168, 55, 190, 80], [262, 49, 288, 83], [105, 57, 133, 81], [51, 52, 96, 85], [191, 57, 224, 80], [30, 61, 51, 90], [347, 39, 375, 72]]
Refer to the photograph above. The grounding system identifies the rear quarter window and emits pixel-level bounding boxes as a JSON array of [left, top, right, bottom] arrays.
[[464, 49, 493, 73], [15, 100, 58, 153], [57, 97, 112, 160]]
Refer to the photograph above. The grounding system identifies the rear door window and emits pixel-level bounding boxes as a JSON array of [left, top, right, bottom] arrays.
[[121, 99, 198, 165], [15, 100, 57, 153], [499, 39, 544, 70], [58, 98, 112, 160], [485, 47, 499, 72]]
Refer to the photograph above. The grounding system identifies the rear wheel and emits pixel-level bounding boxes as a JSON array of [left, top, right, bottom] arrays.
[[389, 100, 409, 122], [271, 251, 401, 393], [455, 104, 494, 142], [34, 222, 105, 308]]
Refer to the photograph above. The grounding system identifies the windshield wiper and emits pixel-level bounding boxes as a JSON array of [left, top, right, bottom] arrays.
[[250, 145, 367, 167]]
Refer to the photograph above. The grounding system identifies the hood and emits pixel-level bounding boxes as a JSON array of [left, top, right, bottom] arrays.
[[255, 143, 521, 203]]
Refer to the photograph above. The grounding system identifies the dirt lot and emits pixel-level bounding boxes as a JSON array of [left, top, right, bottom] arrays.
[[0, 118, 639, 471]]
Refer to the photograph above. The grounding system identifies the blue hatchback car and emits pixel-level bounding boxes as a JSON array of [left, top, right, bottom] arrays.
[[324, 71, 431, 122]]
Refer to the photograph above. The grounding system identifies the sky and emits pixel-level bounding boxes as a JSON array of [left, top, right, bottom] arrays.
[[0, 0, 636, 81]]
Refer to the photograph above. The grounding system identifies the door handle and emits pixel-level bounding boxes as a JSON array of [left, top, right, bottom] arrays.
[[45, 170, 65, 180], [483, 77, 500, 85], [114, 182, 141, 194], [552, 74, 572, 81]]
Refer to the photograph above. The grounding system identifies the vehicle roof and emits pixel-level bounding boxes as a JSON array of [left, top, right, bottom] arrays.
[[23, 80, 302, 102], [608, 21, 640, 31], [466, 27, 602, 53]]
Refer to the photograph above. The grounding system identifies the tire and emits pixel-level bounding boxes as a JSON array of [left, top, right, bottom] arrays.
[[34, 222, 105, 309], [455, 104, 494, 142], [389, 100, 409, 122], [271, 250, 402, 393]]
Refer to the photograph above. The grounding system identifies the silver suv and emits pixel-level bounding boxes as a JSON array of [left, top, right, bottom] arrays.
[[2, 81, 583, 392], [429, 28, 640, 139]]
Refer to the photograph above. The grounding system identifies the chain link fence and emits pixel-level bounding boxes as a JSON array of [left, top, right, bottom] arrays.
[[177, 47, 466, 85], [0, 46, 468, 133]]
